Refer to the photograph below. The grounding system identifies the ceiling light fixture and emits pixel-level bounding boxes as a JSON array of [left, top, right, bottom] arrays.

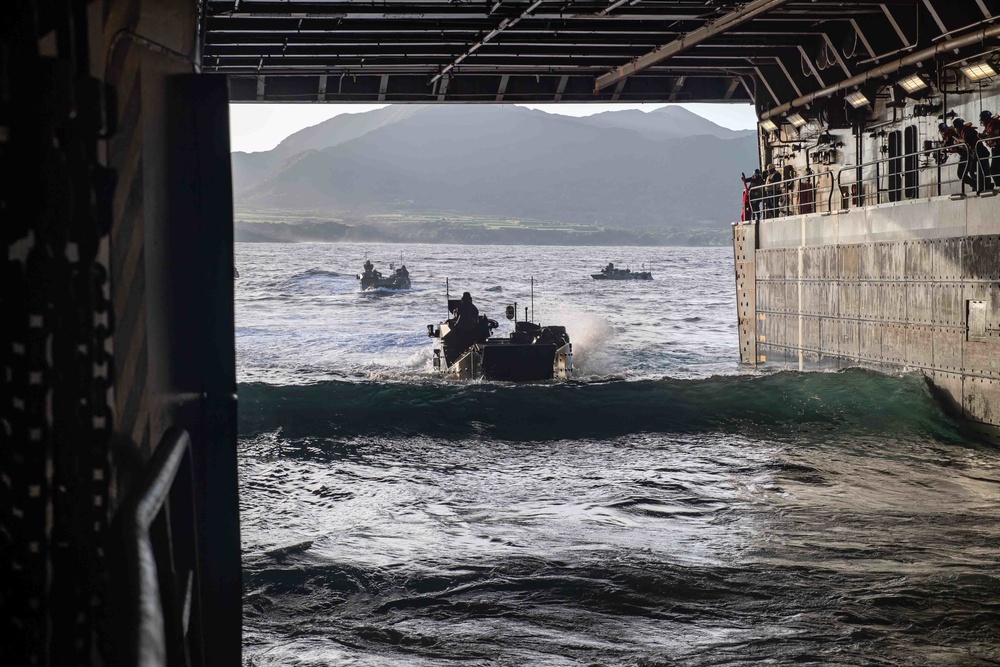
[[759, 119, 778, 132], [787, 112, 807, 128], [898, 74, 928, 93], [961, 62, 997, 81], [845, 91, 870, 108]]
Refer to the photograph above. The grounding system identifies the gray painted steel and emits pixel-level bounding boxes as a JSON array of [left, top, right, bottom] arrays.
[[734, 195, 1000, 432]]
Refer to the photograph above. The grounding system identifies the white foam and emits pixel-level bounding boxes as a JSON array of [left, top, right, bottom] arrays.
[[543, 309, 616, 378]]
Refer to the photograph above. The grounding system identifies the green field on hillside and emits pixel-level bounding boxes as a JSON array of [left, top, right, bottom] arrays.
[[233, 208, 730, 246]]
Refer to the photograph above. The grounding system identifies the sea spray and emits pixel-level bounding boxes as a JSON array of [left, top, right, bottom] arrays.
[[542, 309, 617, 377]]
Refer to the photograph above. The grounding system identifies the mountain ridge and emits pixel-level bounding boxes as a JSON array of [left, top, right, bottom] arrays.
[[232, 105, 758, 236]]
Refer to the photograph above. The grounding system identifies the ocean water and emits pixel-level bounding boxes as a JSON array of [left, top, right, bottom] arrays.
[[237, 242, 1000, 666]]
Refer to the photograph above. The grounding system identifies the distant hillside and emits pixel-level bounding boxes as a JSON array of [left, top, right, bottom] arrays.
[[576, 105, 755, 140], [232, 106, 429, 191], [232, 105, 758, 236]]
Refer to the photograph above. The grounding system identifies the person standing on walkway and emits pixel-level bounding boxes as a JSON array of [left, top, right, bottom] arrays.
[[942, 121, 976, 192], [953, 117, 991, 192], [765, 164, 782, 218], [746, 168, 765, 221], [980, 110, 1000, 187], [782, 164, 797, 215]]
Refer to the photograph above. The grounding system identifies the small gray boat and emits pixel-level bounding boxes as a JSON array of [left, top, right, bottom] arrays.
[[591, 262, 652, 280]]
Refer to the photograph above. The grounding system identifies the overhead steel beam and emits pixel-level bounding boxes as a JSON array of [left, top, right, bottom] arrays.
[[430, 0, 545, 84], [821, 32, 852, 78], [205, 1, 714, 21], [553, 74, 568, 101], [761, 22, 1000, 119], [596, 0, 632, 17], [203, 21, 862, 43], [667, 75, 686, 101], [436, 73, 449, 100], [921, 0, 949, 35], [754, 66, 781, 105], [796, 45, 826, 88], [495, 73, 510, 101], [593, 0, 791, 92], [723, 76, 741, 100], [212, 55, 777, 71], [880, 3, 912, 48], [226, 72, 757, 103], [773, 56, 802, 97], [204, 40, 812, 59], [217, 60, 762, 74], [849, 18, 877, 61], [610, 78, 627, 101], [975, 0, 992, 19]]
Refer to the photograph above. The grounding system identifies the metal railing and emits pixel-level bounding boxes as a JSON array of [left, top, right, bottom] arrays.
[[834, 144, 976, 210], [747, 138, 1000, 221], [974, 136, 1000, 194], [124, 428, 204, 667], [748, 170, 835, 219]]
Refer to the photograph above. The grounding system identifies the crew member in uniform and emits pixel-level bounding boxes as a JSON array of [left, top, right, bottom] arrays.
[[454, 292, 479, 330], [782, 164, 797, 215], [941, 121, 976, 192], [953, 117, 990, 192], [980, 110, 1000, 186], [740, 172, 752, 221], [764, 163, 782, 218], [747, 168, 765, 220]]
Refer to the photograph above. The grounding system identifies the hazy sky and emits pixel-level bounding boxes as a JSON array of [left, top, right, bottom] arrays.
[[229, 103, 759, 153]]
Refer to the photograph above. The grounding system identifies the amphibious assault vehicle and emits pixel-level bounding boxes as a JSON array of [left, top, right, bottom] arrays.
[[427, 293, 572, 382], [358, 260, 411, 290]]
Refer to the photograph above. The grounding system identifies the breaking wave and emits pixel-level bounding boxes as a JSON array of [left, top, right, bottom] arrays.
[[295, 268, 342, 278], [238, 369, 961, 442]]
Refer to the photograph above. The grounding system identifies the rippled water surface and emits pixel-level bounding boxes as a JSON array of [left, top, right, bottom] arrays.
[[237, 242, 1000, 666]]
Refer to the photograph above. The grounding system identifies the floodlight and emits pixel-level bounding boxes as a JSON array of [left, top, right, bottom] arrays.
[[898, 74, 928, 93], [961, 62, 997, 81], [845, 91, 870, 108], [786, 112, 807, 127], [759, 118, 778, 132]]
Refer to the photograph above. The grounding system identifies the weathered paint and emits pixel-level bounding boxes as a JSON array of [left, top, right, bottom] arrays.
[[733, 223, 757, 365], [736, 193, 1000, 433]]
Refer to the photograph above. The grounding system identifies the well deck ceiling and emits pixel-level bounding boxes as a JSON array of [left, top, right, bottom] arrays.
[[206, 0, 999, 107]]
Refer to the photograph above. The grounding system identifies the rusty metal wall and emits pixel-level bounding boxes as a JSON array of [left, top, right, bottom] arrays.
[[747, 196, 1000, 431]]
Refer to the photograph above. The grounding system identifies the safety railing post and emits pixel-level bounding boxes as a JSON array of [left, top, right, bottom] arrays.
[[752, 140, 992, 220], [875, 161, 881, 205], [937, 151, 943, 196]]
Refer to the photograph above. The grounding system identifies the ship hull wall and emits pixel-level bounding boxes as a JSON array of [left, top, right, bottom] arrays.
[[735, 193, 1000, 432]]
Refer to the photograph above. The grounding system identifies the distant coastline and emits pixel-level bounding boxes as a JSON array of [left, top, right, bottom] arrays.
[[234, 211, 731, 247]]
